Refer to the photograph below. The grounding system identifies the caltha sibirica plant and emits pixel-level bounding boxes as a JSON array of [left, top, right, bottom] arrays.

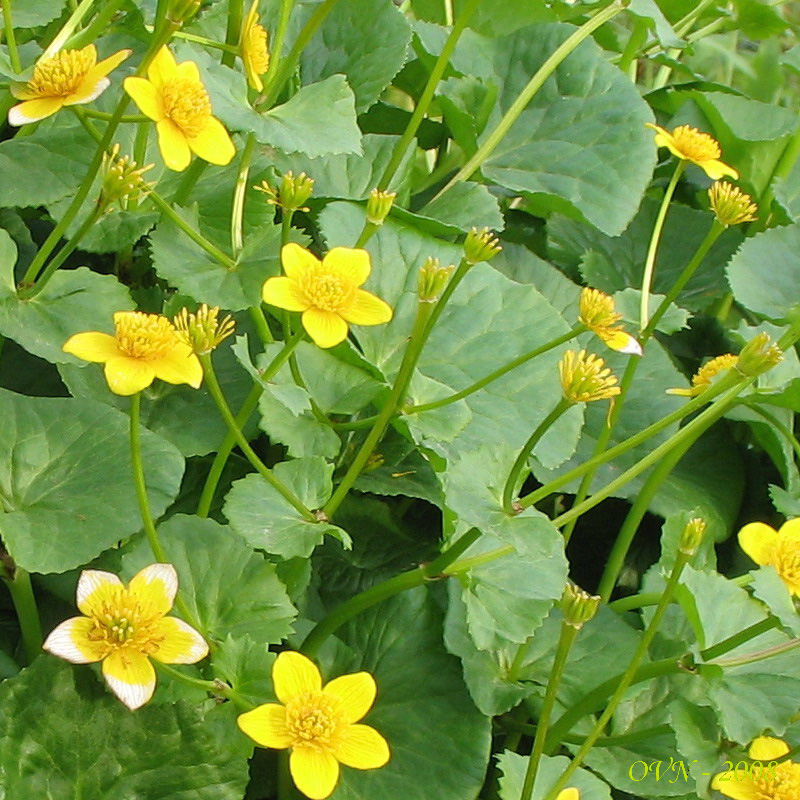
[[1, 1, 800, 799]]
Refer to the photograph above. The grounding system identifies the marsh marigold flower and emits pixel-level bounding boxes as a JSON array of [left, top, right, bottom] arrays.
[[8, 44, 130, 126], [43, 564, 208, 710], [123, 46, 235, 172], [712, 737, 800, 800], [237, 651, 390, 800], [262, 243, 393, 348], [709, 181, 758, 227], [646, 123, 738, 180], [738, 519, 800, 596], [666, 353, 739, 397], [578, 288, 642, 355], [63, 311, 203, 396], [559, 350, 620, 404], [241, 0, 270, 91]]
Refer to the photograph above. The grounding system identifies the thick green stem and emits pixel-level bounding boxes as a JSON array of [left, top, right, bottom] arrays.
[[377, 0, 481, 191], [617, 16, 648, 78], [222, 0, 244, 67], [1, 0, 21, 74], [701, 617, 778, 662], [65, 0, 130, 49], [172, 159, 208, 206], [199, 352, 316, 521], [262, 0, 295, 96], [503, 399, 572, 513], [249, 305, 275, 344], [231, 134, 256, 257], [608, 592, 662, 613], [3, 568, 43, 664], [433, 2, 624, 201]]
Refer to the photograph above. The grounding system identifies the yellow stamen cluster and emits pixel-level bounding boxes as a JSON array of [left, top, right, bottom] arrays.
[[173, 304, 235, 354], [285, 691, 344, 749], [246, 22, 270, 76], [748, 759, 800, 800], [579, 288, 622, 331], [100, 144, 155, 212], [668, 125, 721, 162], [86, 589, 164, 658], [464, 227, 502, 264], [115, 312, 182, 360], [255, 171, 315, 212], [162, 78, 212, 137], [709, 182, 758, 226], [28, 47, 96, 96], [559, 350, 620, 404], [301, 270, 356, 312], [667, 354, 738, 397]]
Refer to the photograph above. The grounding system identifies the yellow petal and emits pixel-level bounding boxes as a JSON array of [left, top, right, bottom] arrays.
[[156, 119, 192, 172], [262, 276, 309, 311], [777, 518, 800, 543], [738, 522, 779, 566], [698, 159, 739, 180], [282, 243, 320, 280], [8, 97, 66, 126], [749, 736, 790, 760], [150, 617, 208, 664], [89, 48, 131, 79], [597, 329, 642, 356], [128, 563, 178, 616], [186, 116, 236, 166], [290, 746, 340, 800], [63, 76, 111, 107], [147, 46, 177, 89], [323, 672, 376, 724], [322, 247, 371, 286], [10, 82, 36, 100], [102, 649, 157, 710], [333, 723, 390, 770], [302, 308, 349, 349], [151, 346, 203, 388], [123, 76, 164, 121], [237, 703, 293, 749], [272, 651, 322, 704], [556, 790, 580, 800], [710, 769, 759, 800], [175, 59, 201, 83], [76, 569, 125, 617], [339, 289, 393, 327], [43, 616, 108, 663], [104, 355, 157, 395], [63, 331, 120, 363]]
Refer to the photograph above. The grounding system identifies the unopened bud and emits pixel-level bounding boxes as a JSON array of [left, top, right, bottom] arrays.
[[464, 227, 502, 265], [418, 257, 455, 303], [366, 189, 396, 225], [737, 332, 783, 377], [173, 304, 235, 355], [561, 583, 601, 628], [99, 144, 155, 212], [255, 171, 314, 212], [167, 0, 201, 24], [679, 517, 707, 556]]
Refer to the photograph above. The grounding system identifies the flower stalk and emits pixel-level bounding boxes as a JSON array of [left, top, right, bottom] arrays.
[[1, 0, 21, 74], [1, 566, 43, 665]]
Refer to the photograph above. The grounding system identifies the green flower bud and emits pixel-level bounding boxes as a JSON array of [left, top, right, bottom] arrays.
[[174, 304, 235, 355], [418, 257, 454, 303], [561, 583, 601, 628], [737, 332, 783, 377], [255, 171, 314, 212], [167, 0, 201, 25], [679, 517, 707, 556], [464, 227, 501, 265], [366, 189, 396, 225]]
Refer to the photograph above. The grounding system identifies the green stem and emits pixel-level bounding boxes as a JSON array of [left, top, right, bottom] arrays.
[[222, 0, 244, 67], [262, 0, 294, 95], [701, 617, 778, 661], [80, 109, 150, 123], [640, 161, 685, 330], [617, 17, 648, 78], [167, 30, 238, 53], [323, 301, 434, 517], [65, 0, 130, 49], [433, 1, 624, 201], [249, 305, 275, 344], [503, 399, 572, 513], [155, 661, 253, 709], [377, 0, 481, 191], [504, 721, 672, 750], [754, 123, 800, 229], [608, 592, 662, 613], [301, 527, 482, 658], [1, 0, 21, 74], [710, 635, 800, 668], [543, 550, 693, 799], [748, 404, 800, 464], [172, 159, 208, 206], [199, 352, 316, 521], [43, 0, 95, 57], [3, 567, 43, 664], [231, 134, 256, 257], [520, 622, 581, 800], [354, 221, 380, 249]]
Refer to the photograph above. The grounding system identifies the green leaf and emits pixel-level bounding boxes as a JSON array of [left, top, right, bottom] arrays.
[[212, 634, 276, 709], [414, 181, 504, 233], [223, 457, 351, 558], [0, 658, 250, 799], [0, 389, 183, 574], [615, 288, 690, 335], [498, 751, 612, 800], [122, 514, 297, 645], [750, 566, 800, 636], [628, 0, 683, 48], [733, 0, 788, 38], [670, 700, 722, 796], [774, 156, 800, 222], [9, 0, 65, 27], [694, 92, 799, 141]]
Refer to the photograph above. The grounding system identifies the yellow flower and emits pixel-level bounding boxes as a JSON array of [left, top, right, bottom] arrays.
[[237, 651, 390, 800], [578, 288, 642, 355], [43, 564, 208, 710], [709, 181, 758, 227], [123, 46, 235, 172], [646, 123, 738, 180], [559, 349, 620, 404], [712, 737, 800, 800], [8, 45, 131, 127], [241, 0, 270, 91], [738, 519, 800, 596], [558, 791, 580, 800], [63, 311, 203, 396], [262, 243, 393, 349], [666, 353, 739, 397]]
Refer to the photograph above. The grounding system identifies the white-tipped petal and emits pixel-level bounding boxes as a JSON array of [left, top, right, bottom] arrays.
[[76, 569, 124, 617], [43, 617, 106, 664]]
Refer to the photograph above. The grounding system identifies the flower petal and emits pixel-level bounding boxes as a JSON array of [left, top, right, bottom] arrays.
[[89, 48, 131, 80], [43, 616, 107, 663], [262, 276, 309, 311], [128, 563, 178, 616], [322, 247, 371, 286], [748, 736, 790, 760], [104, 355, 157, 395], [597, 329, 642, 356], [777, 518, 800, 543], [102, 649, 156, 710], [290, 746, 340, 800], [302, 309, 349, 349], [333, 724, 390, 770], [63, 331, 120, 363], [150, 617, 208, 664], [186, 116, 236, 166], [151, 346, 203, 388], [282, 243, 320, 280], [123, 76, 164, 121], [698, 159, 739, 180], [147, 46, 177, 89], [272, 651, 322, 704], [10, 82, 36, 100], [76, 569, 124, 617], [8, 97, 65, 126], [237, 703, 293, 749], [556, 790, 580, 800], [339, 289, 393, 327], [156, 119, 192, 172], [323, 672, 376, 724], [738, 522, 779, 566], [710, 770, 759, 800], [63, 77, 111, 107], [175, 60, 201, 83]]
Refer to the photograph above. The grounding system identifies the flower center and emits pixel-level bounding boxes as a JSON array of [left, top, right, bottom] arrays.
[[671, 125, 721, 162], [86, 588, 164, 656], [114, 312, 180, 361], [774, 541, 800, 588], [579, 289, 621, 331], [753, 762, 800, 800], [247, 24, 270, 75], [29, 47, 95, 97], [300, 271, 356, 313], [161, 78, 212, 138], [285, 692, 344, 751], [693, 354, 739, 388]]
